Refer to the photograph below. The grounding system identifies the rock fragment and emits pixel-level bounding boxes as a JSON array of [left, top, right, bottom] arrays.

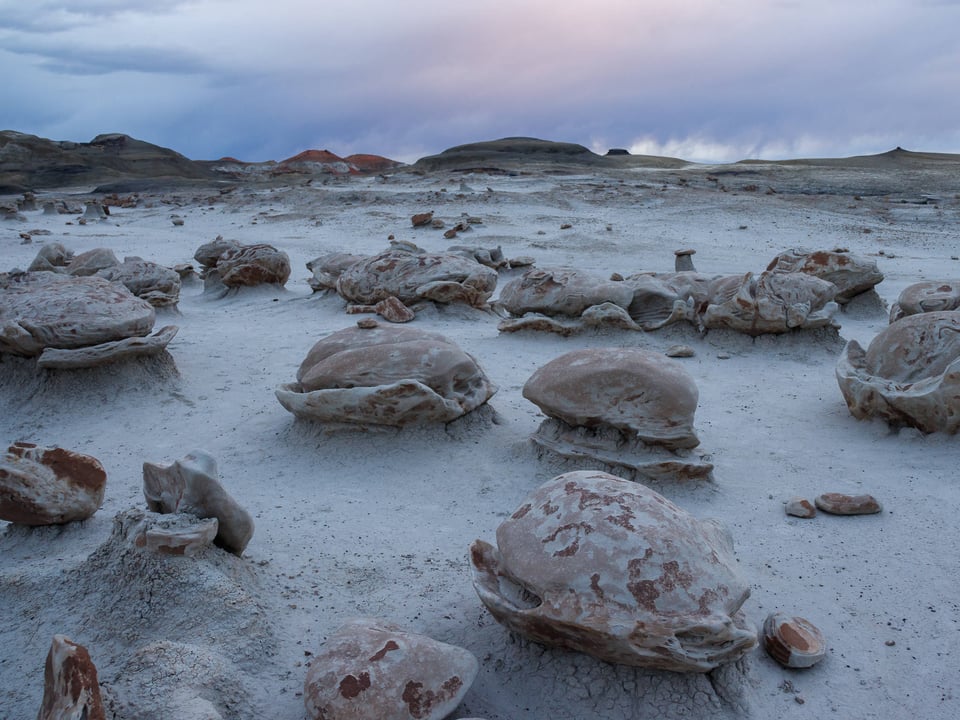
[[784, 497, 816, 518], [763, 613, 827, 668], [37, 635, 105, 720], [814, 493, 881, 515]]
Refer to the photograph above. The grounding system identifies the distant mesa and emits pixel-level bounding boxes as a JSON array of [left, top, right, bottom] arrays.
[[606, 148, 630, 156], [272, 149, 402, 176], [413, 136, 686, 172]]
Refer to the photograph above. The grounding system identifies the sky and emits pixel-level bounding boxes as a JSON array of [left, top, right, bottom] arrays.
[[1, 0, 958, 164]]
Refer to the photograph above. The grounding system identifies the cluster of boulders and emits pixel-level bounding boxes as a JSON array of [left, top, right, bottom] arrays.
[[497, 248, 883, 336]]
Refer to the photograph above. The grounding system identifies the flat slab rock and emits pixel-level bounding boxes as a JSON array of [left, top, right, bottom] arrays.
[[303, 618, 478, 720], [37, 325, 178, 369], [0, 271, 156, 356], [0, 442, 106, 525]]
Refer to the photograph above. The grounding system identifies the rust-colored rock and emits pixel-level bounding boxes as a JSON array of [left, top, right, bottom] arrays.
[[889, 280, 960, 322], [814, 493, 881, 515], [763, 613, 827, 668], [766, 248, 883, 303], [37, 635, 105, 720], [411, 211, 434, 227], [0, 442, 106, 525], [374, 296, 416, 323]]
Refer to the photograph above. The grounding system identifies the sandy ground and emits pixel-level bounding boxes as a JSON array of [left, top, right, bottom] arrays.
[[2, 163, 960, 719]]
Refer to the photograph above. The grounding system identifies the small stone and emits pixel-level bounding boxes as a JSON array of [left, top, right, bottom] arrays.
[[171, 215, 184, 226], [716, 352, 731, 360], [814, 493, 882, 515], [885, 640, 896, 647], [356, 318, 380, 329], [374, 296, 415, 323], [665, 344, 695, 358], [141, 514, 220, 556], [465, 216, 483, 224], [560, 223, 572, 229], [443, 227, 458, 239], [763, 613, 827, 669], [430, 218, 445, 229], [411, 211, 433, 227], [785, 497, 816, 518], [37, 635, 105, 720], [610, 272, 624, 281]]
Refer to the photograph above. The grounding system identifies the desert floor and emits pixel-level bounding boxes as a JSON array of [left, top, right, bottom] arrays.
[[2, 162, 959, 719]]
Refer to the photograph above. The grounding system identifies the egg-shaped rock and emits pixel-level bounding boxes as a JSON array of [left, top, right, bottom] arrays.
[[470, 471, 756, 671], [523, 347, 700, 449]]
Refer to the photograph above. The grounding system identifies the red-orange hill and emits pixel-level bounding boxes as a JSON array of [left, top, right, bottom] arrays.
[[277, 149, 402, 174]]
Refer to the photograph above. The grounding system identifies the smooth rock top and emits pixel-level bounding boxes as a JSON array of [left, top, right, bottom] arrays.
[[523, 347, 701, 449], [767, 248, 883, 303], [890, 280, 960, 322], [762, 613, 827, 669], [217, 243, 291, 287], [499, 267, 635, 318], [470, 470, 756, 671], [303, 618, 478, 720], [0, 271, 155, 356]]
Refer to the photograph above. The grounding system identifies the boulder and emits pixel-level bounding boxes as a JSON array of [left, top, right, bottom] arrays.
[[142, 450, 254, 556], [700, 271, 838, 334], [96, 257, 182, 307], [0, 442, 106, 525], [836, 311, 960, 433], [66, 247, 120, 276], [766, 248, 883, 303], [276, 324, 496, 427], [470, 471, 756, 671], [336, 249, 497, 307], [217, 244, 291, 287], [0, 272, 157, 357], [194, 237, 242, 269], [26, 242, 74, 272], [306, 252, 366, 292], [304, 618, 477, 720], [889, 280, 960, 322], [499, 268, 634, 318]]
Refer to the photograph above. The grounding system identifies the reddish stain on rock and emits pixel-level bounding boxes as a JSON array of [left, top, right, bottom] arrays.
[[338, 672, 371, 699], [368, 640, 400, 662]]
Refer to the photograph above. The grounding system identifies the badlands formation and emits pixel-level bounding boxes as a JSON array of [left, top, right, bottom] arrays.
[[2, 136, 960, 719]]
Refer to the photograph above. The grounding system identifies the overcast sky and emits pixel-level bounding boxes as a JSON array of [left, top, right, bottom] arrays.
[[1, 0, 958, 163]]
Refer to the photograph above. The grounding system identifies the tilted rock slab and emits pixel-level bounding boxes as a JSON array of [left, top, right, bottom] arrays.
[[0, 271, 156, 357], [470, 471, 757, 671], [766, 248, 883, 303], [142, 450, 254, 555], [96, 256, 182, 307], [836, 310, 960, 433], [303, 618, 478, 720], [700, 271, 838, 334], [889, 279, 960, 322], [36, 325, 178, 369], [217, 243, 291, 287], [37, 635, 105, 720], [277, 324, 497, 427], [336, 249, 497, 307], [0, 442, 106, 525]]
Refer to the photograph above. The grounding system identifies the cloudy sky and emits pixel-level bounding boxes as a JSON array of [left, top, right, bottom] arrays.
[[1, 0, 958, 163]]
